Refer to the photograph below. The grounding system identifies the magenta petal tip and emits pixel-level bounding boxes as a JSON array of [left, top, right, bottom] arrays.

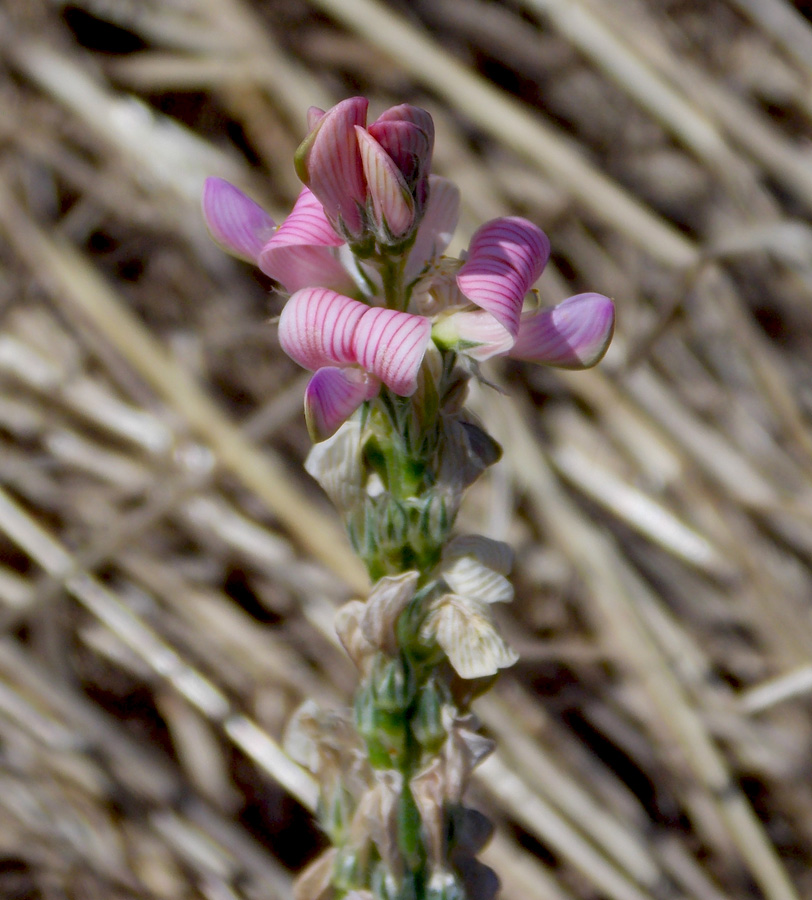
[[201, 178, 275, 263], [304, 367, 379, 441], [509, 292, 615, 369]]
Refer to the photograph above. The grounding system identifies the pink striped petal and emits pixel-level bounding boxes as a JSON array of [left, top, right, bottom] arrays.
[[201, 178, 275, 263], [258, 188, 355, 293], [352, 307, 432, 396], [405, 176, 460, 280], [368, 105, 434, 192], [304, 367, 379, 440], [457, 217, 550, 340], [432, 310, 515, 362], [294, 97, 368, 239], [355, 127, 415, 239], [278, 288, 367, 371], [508, 293, 615, 369]]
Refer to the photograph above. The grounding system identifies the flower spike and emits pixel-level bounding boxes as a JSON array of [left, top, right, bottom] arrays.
[[204, 97, 617, 900]]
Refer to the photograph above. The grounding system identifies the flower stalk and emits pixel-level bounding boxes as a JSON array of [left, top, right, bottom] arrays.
[[203, 97, 616, 900]]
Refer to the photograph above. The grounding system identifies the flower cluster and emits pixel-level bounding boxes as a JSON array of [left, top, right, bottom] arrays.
[[203, 100, 614, 442], [204, 96, 616, 900]]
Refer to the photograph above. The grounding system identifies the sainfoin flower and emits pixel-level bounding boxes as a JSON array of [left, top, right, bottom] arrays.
[[202, 98, 615, 440]]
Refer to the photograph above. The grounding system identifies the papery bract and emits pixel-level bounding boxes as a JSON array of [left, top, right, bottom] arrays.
[[405, 175, 461, 282]]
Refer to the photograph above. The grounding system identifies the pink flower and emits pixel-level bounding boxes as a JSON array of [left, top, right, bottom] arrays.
[[294, 97, 434, 245], [278, 288, 432, 440], [427, 217, 616, 370]]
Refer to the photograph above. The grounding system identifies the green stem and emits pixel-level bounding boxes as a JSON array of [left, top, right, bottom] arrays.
[[380, 252, 408, 311]]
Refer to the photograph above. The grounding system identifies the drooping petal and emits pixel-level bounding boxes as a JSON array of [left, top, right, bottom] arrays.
[[457, 217, 550, 341], [405, 176, 460, 281], [355, 127, 415, 239], [508, 292, 615, 369], [441, 554, 514, 606], [304, 419, 365, 511], [304, 366, 379, 441], [352, 306, 432, 396], [258, 188, 355, 293], [422, 595, 518, 680], [361, 571, 420, 655], [201, 178, 275, 263], [295, 97, 369, 239], [441, 534, 515, 607], [278, 288, 367, 370]]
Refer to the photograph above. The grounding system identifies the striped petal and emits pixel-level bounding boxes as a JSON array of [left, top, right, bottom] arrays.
[[356, 127, 415, 240], [457, 217, 550, 341], [258, 188, 355, 293], [201, 178, 275, 263], [423, 595, 518, 680], [441, 555, 514, 606], [508, 292, 615, 369], [295, 97, 369, 239], [405, 176, 460, 281], [368, 105, 434, 213], [351, 306, 432, 396], [278, 288, 367, 371], [304, 367, 379, 441], [368, 105, 434, 187]]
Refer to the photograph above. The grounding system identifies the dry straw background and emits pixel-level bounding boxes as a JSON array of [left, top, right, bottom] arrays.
[[2, 0, 812, 898]]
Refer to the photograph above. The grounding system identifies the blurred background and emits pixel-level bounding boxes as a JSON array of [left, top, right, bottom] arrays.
[[2, 1, 812, 898]]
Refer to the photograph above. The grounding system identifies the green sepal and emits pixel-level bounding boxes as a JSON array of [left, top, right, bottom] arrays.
[[371, 655, 416, 713], [411, 678, 449, 753]]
